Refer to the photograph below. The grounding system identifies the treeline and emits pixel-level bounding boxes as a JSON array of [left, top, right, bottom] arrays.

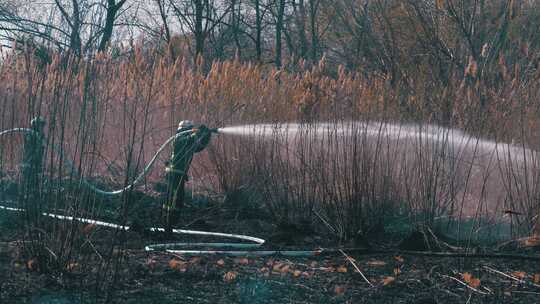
[[1, 1, 539, 79]]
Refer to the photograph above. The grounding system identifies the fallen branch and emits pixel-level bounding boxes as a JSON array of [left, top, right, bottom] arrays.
[[329, 248, 540, 261], [339, 249, 374, 288], [440, 274, 490, 295], [511, 290, 540, 296], [483, 266, 540, 288]]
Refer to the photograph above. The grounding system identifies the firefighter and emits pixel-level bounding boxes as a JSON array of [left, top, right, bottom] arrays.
[[21, 117, 46, 221], [163, 120, 213, 234], [21, 117, 45, 192]]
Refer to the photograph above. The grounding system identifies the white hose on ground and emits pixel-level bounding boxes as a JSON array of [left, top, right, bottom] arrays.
[[0, 127, 322, 257], [0, 203, 324, 256]]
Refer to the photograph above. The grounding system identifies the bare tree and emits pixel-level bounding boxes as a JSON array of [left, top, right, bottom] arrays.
[[0, 0, 129, 56], [240, 0, 272, 62], [292, 0, 308, 59], [169, 0, 232, 59], [274, 0, 285, 67], [155, 0, 173, 43], [54, 0, 82, 55], [307, 0, 320, 62], [254, 0, 263, 61], [289, 0, 321, 63], [98, 0, 128, 52]]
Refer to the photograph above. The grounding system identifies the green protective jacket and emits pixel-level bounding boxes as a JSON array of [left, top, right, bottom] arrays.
[[163, 126, 211, 214], [167, 126, 211, 178], [21, 128, 44, 187]]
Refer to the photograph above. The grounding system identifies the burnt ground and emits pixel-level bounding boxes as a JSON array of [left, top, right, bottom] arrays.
[[1, 193, 540, 304]]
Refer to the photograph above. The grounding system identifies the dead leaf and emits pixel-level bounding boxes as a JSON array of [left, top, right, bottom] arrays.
[[66, 262, 79, 271], [27, 259, 38, 271], [367, 260, 387, 267], [293, 270, 302, 277], [481, 43, 489, 58], [279, 264, 291, 274], [469, 278, 481, 288], [146, 259, 157, 270], [82, 224, 97, 235], [534, 274, 540, 284], [169, 259, 180, 269], [512, 271, 526, 279], [382, 276, 395, 286], [223, 271, 238, 283], [337, 265, 348, 273], [465, 56, 478, 78], [523, 236, 540, 247], [334, 285, 346, 295], [234, 258, 249, 265], [169, 259, 187, 272], [323, 266, 336, 273], [462, 272, 481, 288], [272, 263, 284, 272], [394, 256, 404, 263], [216, 259, 225, 267]]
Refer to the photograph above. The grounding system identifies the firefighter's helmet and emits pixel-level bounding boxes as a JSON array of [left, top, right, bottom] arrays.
[[30, 117, 46, 130], [178, 120, 194, 130]]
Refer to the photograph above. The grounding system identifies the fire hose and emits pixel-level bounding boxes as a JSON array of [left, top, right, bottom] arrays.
[[0, 127, 322, 257], [0, 127, 197, 196]]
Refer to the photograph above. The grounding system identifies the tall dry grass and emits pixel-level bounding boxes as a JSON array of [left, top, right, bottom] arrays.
[[0, 48, 539, 258]]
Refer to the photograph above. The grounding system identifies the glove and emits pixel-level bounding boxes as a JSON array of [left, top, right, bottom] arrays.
[[194, 125, 212, 151]]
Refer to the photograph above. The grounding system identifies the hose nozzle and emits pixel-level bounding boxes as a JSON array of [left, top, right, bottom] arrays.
[[192, 127, 219, 135]]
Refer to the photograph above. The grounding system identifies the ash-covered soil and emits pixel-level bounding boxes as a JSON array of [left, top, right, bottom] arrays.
[[1, 195, 540, 304]]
